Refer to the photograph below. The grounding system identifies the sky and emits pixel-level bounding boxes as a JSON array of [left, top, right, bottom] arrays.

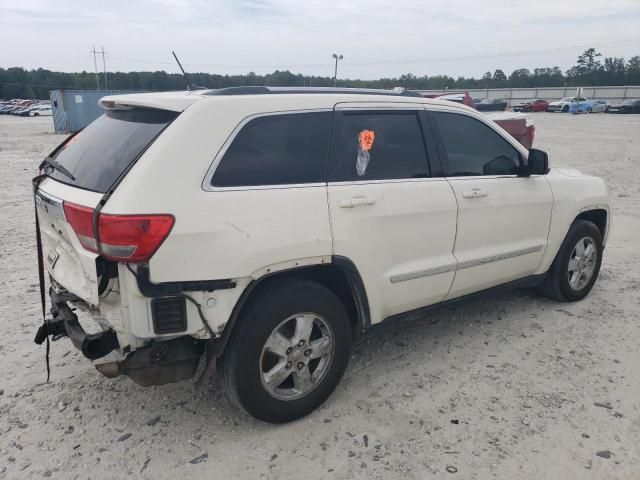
[[1, 0, 639, 79]]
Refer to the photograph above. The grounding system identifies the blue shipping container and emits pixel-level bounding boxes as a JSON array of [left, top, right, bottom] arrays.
[[49, 89, 143, 133]]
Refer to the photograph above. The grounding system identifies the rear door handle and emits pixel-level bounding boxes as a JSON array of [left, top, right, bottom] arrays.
[[462, 188, 488, 199], [338, 196, 377, 208]]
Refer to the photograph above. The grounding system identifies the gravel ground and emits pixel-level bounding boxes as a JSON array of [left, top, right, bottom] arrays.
[[0, 112, 639, 479]]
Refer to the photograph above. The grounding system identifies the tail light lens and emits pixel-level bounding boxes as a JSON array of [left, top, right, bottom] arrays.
[[62, 203, 98, 253], [63, 202, 174, 262]]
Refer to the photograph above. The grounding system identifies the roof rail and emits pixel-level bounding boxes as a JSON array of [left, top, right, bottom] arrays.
[[204, 86, 424, 98]]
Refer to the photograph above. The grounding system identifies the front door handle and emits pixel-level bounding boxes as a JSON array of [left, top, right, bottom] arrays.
[[462, 188, 489, 199], [338, 196, 377, 208]]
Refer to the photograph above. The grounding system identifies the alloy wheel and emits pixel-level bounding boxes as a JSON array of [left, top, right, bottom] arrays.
[[259, 313, 334, 401], [568, 236, 598, 291]]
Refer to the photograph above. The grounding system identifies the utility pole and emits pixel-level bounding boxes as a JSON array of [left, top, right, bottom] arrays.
[[90, 45, 100, 90], [100, 45, 108, 90], [332, 53, 343, 87]]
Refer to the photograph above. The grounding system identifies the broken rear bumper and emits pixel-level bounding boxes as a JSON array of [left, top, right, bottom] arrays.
[[34, 287, 205, 386], [34, 288, 119, 360]]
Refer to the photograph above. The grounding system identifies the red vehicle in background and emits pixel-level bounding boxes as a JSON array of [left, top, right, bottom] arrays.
[[513, 99, 549, 112], [421, 91, 535, 150]]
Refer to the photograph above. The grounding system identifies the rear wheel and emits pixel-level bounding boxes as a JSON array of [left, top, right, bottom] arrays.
[[218, 278, 352, 423], [538, 220, 603, 302]]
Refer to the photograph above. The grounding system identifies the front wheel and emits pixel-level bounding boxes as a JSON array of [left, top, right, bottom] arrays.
[[218, 278, 352, 423], [538, 220, 603, 302]]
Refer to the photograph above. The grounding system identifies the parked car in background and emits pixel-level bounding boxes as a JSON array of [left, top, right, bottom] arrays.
[[569, 99, 595, 114], [472, 98, 484, 106], [475, 98, 507, 111], [422, 92, 534, 149], [33, 87, 610, 423], [422, 92, 475, 108], [14, 105, 39, 116], [10, 102, 50, 116], [11, 102, 38, 115], [590, 99, 609, 113], [606, 99, 640, 114], [513, 99, 549, 112], [547, 97, 589, 113], [29, 106, 53, 117], [1, 103, 25, 115]]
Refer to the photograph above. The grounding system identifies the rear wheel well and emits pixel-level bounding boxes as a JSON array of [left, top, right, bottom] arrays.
[[575, 209, 607, 239], [233, 264, 364, 343]]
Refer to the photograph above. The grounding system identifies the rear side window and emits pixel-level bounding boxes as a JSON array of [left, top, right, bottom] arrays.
[[328, 111, 430, 182], [432, 112, 521, 176], [212, 112, 331, 187], [49, 109, 178, 193]]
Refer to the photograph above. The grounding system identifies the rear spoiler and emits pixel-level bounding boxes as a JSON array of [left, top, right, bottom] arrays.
[[98, 93, 201, 112]]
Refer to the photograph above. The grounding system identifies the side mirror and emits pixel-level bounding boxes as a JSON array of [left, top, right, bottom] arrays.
[[528, 148, 550, 175]]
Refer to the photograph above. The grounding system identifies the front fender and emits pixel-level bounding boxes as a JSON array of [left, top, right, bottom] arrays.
[[536, 169, 610, 274]]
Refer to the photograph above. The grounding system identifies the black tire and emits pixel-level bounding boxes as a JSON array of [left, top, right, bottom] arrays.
[[217, 278, 352, 423], [538, 220, 603, 302], [33, 113, 40, 117], [562, 105, 569, 112]]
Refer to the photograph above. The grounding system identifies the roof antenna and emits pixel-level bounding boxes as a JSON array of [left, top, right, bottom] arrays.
[[172, 51, 206, 91]]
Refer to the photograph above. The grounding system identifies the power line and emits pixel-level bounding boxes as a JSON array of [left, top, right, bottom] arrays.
[[90, 45, 100, 89], [107, 37, 639, 70], [90, 45, 108, 89], [0, 82, 167, 91], [100, 45, 108, 89]]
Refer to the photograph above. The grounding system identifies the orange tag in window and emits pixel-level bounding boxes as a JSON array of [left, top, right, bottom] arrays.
[[359, 130, 375, 151]]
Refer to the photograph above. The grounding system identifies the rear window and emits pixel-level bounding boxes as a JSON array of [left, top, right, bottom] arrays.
[[48, 109, 178, 193]]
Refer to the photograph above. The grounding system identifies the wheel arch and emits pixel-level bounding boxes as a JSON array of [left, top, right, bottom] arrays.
[[210, 256, 370, 359], [575, 208, 608, 242]]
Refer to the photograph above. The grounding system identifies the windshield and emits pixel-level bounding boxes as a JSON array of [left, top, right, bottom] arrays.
[[560, 97, 573, 102], [48, 108, 178, 193]]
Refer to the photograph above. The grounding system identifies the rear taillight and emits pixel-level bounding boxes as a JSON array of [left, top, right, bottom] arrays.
[[97, 213, 174, 262], [63, 202, 174, 262], [62, 202, 98, 253]]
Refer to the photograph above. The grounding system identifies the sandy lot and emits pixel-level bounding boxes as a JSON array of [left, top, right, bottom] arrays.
[[0, 112, 639, 479]]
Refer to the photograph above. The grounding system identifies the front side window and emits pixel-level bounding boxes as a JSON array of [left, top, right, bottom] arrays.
[[432, 112, 521, 177], [328, 111, 430, 182], [212, 111, 331, 187]]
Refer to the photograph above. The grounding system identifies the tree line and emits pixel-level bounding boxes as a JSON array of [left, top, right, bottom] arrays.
[[2, 48, 639, 99]]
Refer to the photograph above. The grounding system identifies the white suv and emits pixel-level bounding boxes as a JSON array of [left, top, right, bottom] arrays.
[[33, 87, 610, 423]]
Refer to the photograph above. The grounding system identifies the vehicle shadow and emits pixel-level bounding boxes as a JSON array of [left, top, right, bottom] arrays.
[[195, 285, 555, 426]]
